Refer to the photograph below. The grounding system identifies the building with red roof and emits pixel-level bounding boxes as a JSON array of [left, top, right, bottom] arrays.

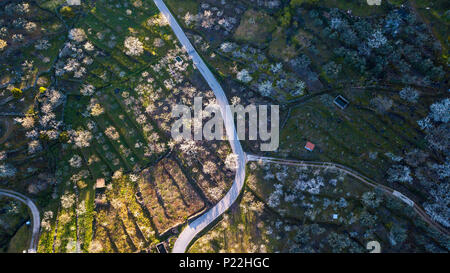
[[305, 141, 315, 152]]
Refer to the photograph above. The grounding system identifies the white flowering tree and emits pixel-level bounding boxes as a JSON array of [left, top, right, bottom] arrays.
[[399, 87, 420, 103], [429, 98, 450, 123], [68, 28, 87, 43], [258, 80, 273, 97], [69, 155, 83, 168], [80, 84, 95, 96], [387, 165, 413, 184], [0, 164, 17, 178], [236, 69, 252, 83], [368, 30, 387, 49], [225, 153, 238, 171], [124, 36, 144, 56], [71, 130, 92, 148], [0, 39, 8, 51]]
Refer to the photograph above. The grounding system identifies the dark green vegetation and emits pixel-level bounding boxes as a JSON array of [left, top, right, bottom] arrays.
[[0, 197, 31, 253], [167, 0, 449, 251], [1, 0, 234, 252], [0, 0, 448, 253], [189, 161, 449, 253]]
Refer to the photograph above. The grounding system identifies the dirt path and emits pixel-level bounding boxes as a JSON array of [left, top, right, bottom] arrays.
[[247, 154, 449, 236]]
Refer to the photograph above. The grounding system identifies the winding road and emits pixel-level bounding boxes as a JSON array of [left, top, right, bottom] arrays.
[[153, 0, 449, 252], [0, 189, 40, 252], [151, 0, 247, 253]]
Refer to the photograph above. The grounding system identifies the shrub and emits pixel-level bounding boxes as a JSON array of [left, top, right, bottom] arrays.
[[399, 87, 420, 103], [11, 87, 23, 98], [387, 165, 413, 184], [0, 39, 7, 51], [370, 96, 393, 114], [361, 191, 382, 208], [323, 61, 341, 79]]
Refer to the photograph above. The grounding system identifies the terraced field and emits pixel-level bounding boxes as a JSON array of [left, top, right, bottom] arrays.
[[34, 0, 234, 253]]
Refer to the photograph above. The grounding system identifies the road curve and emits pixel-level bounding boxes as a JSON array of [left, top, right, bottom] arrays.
[[247, 154, 449, 236], [151, 0, 247, 253], [0, 189, 40, 252]]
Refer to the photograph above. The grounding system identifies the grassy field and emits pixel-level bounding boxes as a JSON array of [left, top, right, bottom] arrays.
[[0, 197, 30, 253], [7, 223, 31, 253], [410, 0, 449, 60], [234, 9, 277, 46]]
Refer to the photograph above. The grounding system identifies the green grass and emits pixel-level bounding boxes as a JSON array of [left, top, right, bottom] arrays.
[[279, 88, 430, 182], [234, 9, 277, 46], [166, 0, 199, 16], [7, 224, 31, 253]]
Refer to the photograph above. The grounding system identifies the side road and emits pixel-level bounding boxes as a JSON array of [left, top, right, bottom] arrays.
[[0, 189, 40, 252], [247, 154, 449, 236]]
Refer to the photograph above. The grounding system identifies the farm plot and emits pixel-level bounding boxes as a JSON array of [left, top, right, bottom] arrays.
[[189, 161, 449, 253], [36, 0, 235, 252], [137, 157, 205, 235]]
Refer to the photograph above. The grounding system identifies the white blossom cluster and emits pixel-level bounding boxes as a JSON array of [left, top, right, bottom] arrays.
[[3, 3, 37, 52], [115, 89, 167, 157], [40, 211, 53, 232], [151, 46, 189, 86], [222, 42, 311, 97], [69, 155, 83, 168], [224, 153, 238, 170], [104, 126, 120, 140], [258, 80, 273, 97], [387, 165, 413, 184], [399, 87, 420, 103], [147, 13, 169, 27], [14, 88, 63, 154], [294, 175, 325, 195], [367, 29, 388, 49], [80, 84, 95, 96], [183, 4, 237, 34], [69, 28, 87, 43], [268, 183, 283, 208], [87, 98, 104, 116], [68, 129, 93, 148], [203, 161, 216, 175], [60, 193, 76, 209], [5, 3, 30, 15], [0, 164, 17, 178], [124, 36, 144, 56], [236, 69, 253, 83], [178, 140, 203, 165], [55, 28, 96, 79], [35, 39, 51, 50]]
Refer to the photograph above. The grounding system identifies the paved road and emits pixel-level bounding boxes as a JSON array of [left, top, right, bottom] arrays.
[[0, 189, 40, 252], [152, 0, 448, 251], [152, 0, 247, 253], [247, 154, 449, 236]]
